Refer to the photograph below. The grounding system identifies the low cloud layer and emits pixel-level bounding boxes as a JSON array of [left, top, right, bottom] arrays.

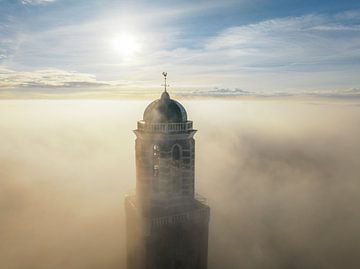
[[181, 87, 360, 99], [0, 100, 359, 269], [1, 67, 359, 99], [0, 68, 111, 89]]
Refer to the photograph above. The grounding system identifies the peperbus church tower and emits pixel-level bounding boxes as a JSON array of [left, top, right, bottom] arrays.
[[125, 73, 210, 269]]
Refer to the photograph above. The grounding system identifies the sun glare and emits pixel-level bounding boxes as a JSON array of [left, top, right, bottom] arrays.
[[111, 33, 141, 58]]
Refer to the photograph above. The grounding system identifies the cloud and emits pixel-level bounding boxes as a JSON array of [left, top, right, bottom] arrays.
[[0, 67, 113, 89], [204, 12, 360, 67], [0, 67, 172, 98], [162, 11, 360, 91], [1, 66, 359, 99], [182, 88, 252, 97], [310, 88, 360, 99], [179, 87, 360, 99], [21, 0, 56, 5], [128, 11, 360, 90]]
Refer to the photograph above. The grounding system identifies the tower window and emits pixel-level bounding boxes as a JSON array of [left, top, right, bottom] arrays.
[[153, 165, 159, 177], [172, 145, 181, 161], [172, 145, 181, 168], [153, 144, 160, 176], [153, 144, 159, 157], [152, 144, 160, 191]]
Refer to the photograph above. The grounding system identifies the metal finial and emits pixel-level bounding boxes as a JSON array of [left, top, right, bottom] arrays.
[[162, 72, 169, 92]]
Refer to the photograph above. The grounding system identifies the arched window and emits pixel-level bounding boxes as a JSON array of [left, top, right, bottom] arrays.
[[172, 145, 181, 168], [172, 145, 181, 160]]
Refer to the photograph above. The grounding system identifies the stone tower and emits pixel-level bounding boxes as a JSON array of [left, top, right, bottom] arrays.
[[125, 75, 210, 269]]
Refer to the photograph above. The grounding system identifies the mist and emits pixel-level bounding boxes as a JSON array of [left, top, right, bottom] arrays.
[[0, 99, 359, 269]]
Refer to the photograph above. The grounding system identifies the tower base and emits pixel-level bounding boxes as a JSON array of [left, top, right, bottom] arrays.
[[125, 195, 210, 269]]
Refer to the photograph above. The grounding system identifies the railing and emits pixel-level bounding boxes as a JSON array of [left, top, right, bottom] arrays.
[[137, 121, 193, 133], [150, 206, 210, 228]]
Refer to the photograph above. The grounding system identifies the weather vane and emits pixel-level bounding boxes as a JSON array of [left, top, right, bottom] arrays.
[[162, 72, 169, 92]]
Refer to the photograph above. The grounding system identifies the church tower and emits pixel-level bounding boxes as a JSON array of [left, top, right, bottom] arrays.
[[125, 73, 210, 269]]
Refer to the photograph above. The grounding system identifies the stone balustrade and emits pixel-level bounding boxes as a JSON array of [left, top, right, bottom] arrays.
[[137, 121, 193, 133]]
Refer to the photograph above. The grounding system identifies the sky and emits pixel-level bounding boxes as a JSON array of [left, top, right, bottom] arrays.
[[0, 0, 360, 98]]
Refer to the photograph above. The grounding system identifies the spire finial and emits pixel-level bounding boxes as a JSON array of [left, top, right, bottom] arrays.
[[162, 72, 169, 92]]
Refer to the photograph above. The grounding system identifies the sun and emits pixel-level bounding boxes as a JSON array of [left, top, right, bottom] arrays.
[[111, 32, 141, 58]]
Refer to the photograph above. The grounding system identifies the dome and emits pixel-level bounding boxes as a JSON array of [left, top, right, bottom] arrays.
[[143, 91, 187, 123]]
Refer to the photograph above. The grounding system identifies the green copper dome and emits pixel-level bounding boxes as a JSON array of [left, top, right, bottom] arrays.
[[143, 91, 187, 123]]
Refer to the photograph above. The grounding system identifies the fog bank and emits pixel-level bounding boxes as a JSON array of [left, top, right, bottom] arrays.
[[0, 100, 359, 269]]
